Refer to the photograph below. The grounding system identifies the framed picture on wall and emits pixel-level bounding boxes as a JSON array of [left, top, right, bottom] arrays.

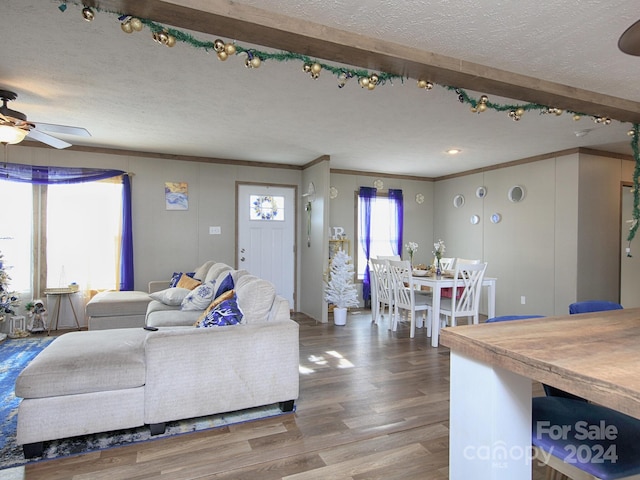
[[165, 182, 189, 210]]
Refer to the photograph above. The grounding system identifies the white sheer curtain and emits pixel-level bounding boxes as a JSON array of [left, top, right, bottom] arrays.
[[0, 180, 33, 293], [46, 181, 123, 292]]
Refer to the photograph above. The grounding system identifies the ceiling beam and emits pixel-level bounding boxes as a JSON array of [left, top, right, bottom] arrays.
[[93, 0, 640, 123]]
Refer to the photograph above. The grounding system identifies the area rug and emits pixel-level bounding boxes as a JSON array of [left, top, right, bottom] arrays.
[[0, 336, 292, 470]]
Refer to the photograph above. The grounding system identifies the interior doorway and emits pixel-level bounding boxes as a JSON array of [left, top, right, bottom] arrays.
[[620, 183, 640, 307], [237, 183, 296, 310]]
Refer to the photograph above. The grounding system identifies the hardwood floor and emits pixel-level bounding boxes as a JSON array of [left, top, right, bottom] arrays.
[[2, 311, 548, 479]]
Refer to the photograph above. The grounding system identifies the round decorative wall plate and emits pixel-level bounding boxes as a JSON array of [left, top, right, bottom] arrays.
[[476, 186, 487, 198], [415, 193, 424, 204], [470, 214, 480, 225], [491, 213, 502, 224], [329, 186, 338, 199], [508, 185, 526, 203], [453, 194, 465, 208], [373, 179, 384, 189]]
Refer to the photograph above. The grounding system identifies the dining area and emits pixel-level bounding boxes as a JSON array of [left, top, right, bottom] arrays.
[[368, 241, 498, 347]]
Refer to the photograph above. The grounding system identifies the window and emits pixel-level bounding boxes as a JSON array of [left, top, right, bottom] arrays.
[[0, 178, 124, 297], [356, 192, 403, 279], [0, 180, 33, 292], [250, 194, 284, 221], [46, 181, 123, 290]]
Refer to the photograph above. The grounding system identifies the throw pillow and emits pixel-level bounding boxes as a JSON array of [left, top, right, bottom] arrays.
[[196, 293, 243, 327], [181, 280, 217, 311], [214, 272, 234, 298], [176, 273, 202, 290], [149, 287, 191, 306], [196, 289, 235, 324], [170, 271, 195, 288]]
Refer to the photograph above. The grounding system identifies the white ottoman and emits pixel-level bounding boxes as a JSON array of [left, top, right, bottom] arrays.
[[86, 290, 152, 330], [15, 328, 148, 457]]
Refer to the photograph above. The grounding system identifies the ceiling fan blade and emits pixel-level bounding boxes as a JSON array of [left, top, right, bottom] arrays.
[[32, 122, 91, 137], [26, 129, 72, 149], [619, 19, 640, 55]]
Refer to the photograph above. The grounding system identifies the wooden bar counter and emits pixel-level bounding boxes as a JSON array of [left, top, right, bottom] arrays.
[[440, 308, 640, 480]]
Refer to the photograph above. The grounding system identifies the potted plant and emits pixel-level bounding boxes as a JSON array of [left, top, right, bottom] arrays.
[[324, 249, 359, 325]]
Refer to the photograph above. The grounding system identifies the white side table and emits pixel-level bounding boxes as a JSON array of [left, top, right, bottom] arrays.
[[44, 287, 81, 335]]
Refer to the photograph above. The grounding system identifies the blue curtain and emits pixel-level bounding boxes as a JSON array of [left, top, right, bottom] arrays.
[[120, 174, 134, 290], [0, 162, 134, 290], [388, 189, 404, 257], [359, 187, 376, 302]]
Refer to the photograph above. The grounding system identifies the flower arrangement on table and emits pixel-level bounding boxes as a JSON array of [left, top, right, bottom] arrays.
[[432, 239, 446, 275], [405, 242, 418, 266]]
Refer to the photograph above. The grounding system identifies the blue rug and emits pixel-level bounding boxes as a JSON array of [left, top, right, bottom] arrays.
[[0, 335, 292, 470], [0, 335, 54, 468]]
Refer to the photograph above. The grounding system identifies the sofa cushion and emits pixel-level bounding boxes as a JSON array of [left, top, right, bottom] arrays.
[[15, 329, 148, 399], [193, 261, 215, 281], [196, 294, 243, 327], [204, 263, 232, 283], [170, 272, 195, 288], [236, 277, 276, 323], [181, 280, 216, 311], [86, 290, 153, 317], [149, 287, 191, 306], [146, 309, 202, 327], [176, 274, 201, 290]]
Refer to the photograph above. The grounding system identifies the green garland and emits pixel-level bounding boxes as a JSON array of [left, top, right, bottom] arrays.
[[60, 2, 640, 242]]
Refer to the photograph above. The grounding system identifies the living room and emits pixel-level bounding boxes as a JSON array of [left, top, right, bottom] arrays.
[[2, 2, 640, 478]]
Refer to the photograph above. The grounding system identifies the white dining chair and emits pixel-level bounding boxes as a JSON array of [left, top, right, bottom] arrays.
[[369, 258, 394, 326], [438, 257, 455, 270], [376, 255, 401, 261], [433, 262, 487, 328], [454, 257, 480, 265], [387, 260, 431, 337]]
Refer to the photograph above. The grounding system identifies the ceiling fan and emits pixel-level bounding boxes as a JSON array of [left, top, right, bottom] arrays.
[[0, 89, 90, 149], [619, 19, 640, 56]]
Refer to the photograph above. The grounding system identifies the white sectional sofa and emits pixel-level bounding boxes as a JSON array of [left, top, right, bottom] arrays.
[[15, 264, 299, 458]]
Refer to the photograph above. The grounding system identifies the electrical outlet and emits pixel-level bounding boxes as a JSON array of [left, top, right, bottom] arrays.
[[209, 226, 221, 235], [521, 296, 526, 305]]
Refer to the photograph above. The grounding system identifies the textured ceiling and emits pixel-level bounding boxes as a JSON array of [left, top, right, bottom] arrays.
[[1, 0, 639, 177]]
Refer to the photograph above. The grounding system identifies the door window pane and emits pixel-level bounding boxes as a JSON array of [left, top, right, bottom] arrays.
[[250, 194, 284, 221]]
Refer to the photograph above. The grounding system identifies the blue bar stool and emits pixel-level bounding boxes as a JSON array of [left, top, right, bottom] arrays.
[[533, 396, 640, 479]]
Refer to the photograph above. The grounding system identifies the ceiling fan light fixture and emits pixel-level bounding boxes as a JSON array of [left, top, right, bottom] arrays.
[[0, 125, 27, 145], [618, 19, 640, 56]]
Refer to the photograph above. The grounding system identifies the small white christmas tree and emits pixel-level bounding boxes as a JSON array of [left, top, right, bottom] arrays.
[[324, 249, 359, 309], [0, 251, 20, 324]]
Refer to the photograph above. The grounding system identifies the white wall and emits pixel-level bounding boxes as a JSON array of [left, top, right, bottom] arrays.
[[328, 172, 435, 306], [300, 159, 330, 322], [9, 144, 637, 321], [434, 151, 636, 317]]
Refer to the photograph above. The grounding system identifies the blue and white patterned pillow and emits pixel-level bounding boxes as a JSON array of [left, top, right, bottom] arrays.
[[170, 271, 195, 288], [181, 280, 217, 311], [197, 294, 243, 327]]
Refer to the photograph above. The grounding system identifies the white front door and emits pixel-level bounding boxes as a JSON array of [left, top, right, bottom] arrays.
[[237, 184, 296, 309]]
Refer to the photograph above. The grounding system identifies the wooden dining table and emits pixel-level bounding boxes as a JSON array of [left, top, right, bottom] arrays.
[[440, 308, 640, 479], [411, 272, 497, 347]]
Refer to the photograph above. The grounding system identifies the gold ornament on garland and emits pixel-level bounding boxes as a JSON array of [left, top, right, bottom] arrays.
[[81, 6, 94, 21], [55, 1, 640, 243]]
